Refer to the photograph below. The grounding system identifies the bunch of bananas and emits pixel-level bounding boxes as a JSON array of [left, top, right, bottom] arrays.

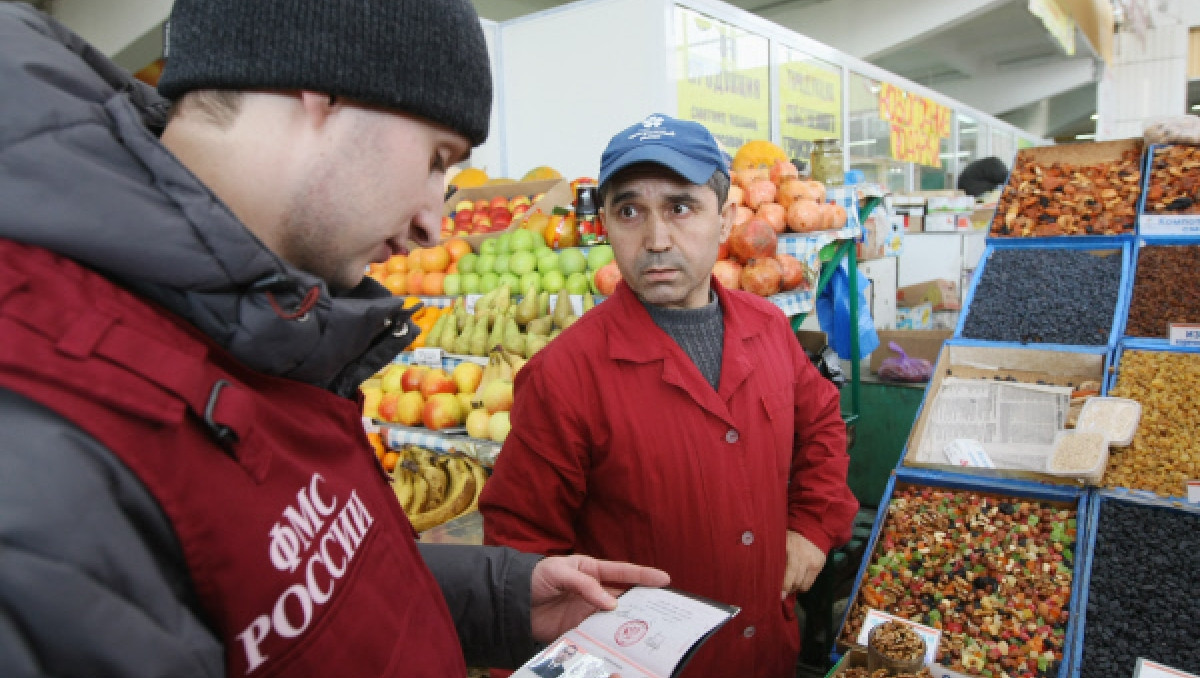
[[389, 445, 489, 532]]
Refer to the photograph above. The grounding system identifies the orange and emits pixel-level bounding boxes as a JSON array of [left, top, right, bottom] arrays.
[[446, 261, 459, 274], [421, 271, 446, 296], [381, 450, 399, 472], [407, 248, 425, 272], [382, 273, 407, 296], [444, 238, 472, 263], [386, 254, 409, 274], [421, 245, 451, 273], [368, 262, 388, 278], [367, 432, 386, 460], [406, 270, 424, 295], [452, 167, 489, 188]]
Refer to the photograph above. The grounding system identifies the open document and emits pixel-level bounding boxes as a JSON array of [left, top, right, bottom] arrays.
[[512, 586, 738, 678]]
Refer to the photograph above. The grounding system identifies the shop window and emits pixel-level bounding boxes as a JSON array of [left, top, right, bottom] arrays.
[[776, 45, 842, 171], [673, 7, 770, 153]]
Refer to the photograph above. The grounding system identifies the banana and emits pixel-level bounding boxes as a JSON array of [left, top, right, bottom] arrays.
[[391, 465, 414, 510], [465, 456, 490, 514], [417, 457, 448, 509], [409, 457, 477, 533]]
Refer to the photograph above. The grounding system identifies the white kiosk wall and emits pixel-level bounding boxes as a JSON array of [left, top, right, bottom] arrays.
[[469, 19, 505, 178], [496, 0, 673, 181]]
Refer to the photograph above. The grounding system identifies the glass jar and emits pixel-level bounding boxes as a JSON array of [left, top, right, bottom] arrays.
[[810, 138, 844, 186]]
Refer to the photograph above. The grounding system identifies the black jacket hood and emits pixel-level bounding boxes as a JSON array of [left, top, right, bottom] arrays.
[[0, 5, 417, 397]]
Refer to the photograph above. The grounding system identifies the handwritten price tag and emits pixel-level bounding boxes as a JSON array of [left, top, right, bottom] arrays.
[[464, 294, 481, 315], [1133, 658, 1200, 678], [857, 609, 941, 667], [1187, 480, 1200, 504]]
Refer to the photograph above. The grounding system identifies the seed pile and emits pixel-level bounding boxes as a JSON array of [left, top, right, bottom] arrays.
[[1125, 245, 1200, 337], [1078, 500, 1200, 678], [1106, 350, 1200, 496], [1143, 145, 1200, 214], [1047, 431, 1107, 476], [871, 620, 926, 661], [962, 249, 1122, 346], [841, 486, 1076, 678]]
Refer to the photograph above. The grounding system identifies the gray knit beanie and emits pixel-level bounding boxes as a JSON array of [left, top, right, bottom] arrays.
[[157, 0, 493, 147]]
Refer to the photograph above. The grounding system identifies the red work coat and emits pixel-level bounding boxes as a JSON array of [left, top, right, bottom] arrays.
[[481, 279, 858, 678]]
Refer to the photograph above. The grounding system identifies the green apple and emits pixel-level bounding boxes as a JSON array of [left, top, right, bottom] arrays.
[[559, 248, 587, 276], [565, 272, 590, 295], [493, 254, 511, 275], [479, 272, 499, 293], [529, 229, 547, 250], [541, 270, 565, 293], [509, 229, 535, 252], [497, 273, 520, 291], [442, 273, 463, 296], [537, 252, 561, 274], [586, 244, 614, 272], [460, 272, 481, 294], [519, 271, 541, 294], [534, 244, 552, 258], [509, 251, 537, 276], [495, 232, 513, 255], [476, 253, 496, 275], [480, 238, 498, 256], [457, 252, 479, 275]]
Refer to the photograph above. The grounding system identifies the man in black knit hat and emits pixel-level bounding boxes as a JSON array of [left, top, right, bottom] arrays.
[[0, 2, 666, 677]]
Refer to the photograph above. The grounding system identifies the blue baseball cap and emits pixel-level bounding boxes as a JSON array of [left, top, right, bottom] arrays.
[[598, 113, 728, 189]]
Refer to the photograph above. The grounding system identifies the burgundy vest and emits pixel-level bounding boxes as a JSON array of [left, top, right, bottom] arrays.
[[0, 240, 466, 677]]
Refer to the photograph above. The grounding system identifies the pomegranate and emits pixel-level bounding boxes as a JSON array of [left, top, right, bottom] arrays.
[[757, 202, 787, 234], [711, 259, 743, 290], [735, 167, 769, 189], [827, 203, 848, 229], [743, 179, 777, 210], [726, 185, 745, 207], [796, 180, 826, 203], [776, 254, 807, 291], [592, 261, 622, 296], [740, 257, 782, 296], [786, 200, 823, 233], [728, 217, 778, 263], [770, 160, 799, 185], [777, 178, 808, 210], [733, 205, 755, 228]]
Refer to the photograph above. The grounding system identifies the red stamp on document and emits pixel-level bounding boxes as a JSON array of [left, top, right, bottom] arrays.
[[615, 620, 648, 647]]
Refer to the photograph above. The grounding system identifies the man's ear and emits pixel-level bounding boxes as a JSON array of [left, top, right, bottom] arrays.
[[298, 91, 337, 129], [718, 198, 736, 242]]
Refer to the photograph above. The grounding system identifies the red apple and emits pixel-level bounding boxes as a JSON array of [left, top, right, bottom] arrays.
[[395, 391, 424, 426], [422, 392, 464, 430], [441, 215, 454, 232], [489, 196, 508, 211], [489, 206, 511, 221], [472, 213, 492, 231], [491, 212, 513, 229], [400, 365, 428, 392], [474, 199, 492, 213], [511, 204, 530, 219], [509, 195, 532, 211], [378, 393, 401, 422], [454, 209, 474, 228], [418, 368, 458, 398]]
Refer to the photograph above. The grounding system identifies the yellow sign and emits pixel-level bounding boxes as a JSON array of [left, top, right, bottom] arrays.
[[878, 83, 951, 168], [675, 9, 770, 153], [778, 57, 842, 162]]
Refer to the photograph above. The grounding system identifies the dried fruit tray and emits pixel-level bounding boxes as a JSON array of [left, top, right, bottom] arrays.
[[1136, 143, 1200, 238], [954, 240, 1133, 351], [1117, 237, 1200, 345], [989, 139, 1143, 242], [1098, 343, 1200, 502], [1068, 491, 1200, 678], [834, 468, 1088, 678], [901, 341, 1111, 487]]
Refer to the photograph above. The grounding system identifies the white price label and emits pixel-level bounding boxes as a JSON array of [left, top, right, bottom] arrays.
[[1187, 480, 1200, 504], [361, 416, 379, 434], [1138, 214, 1200, 237], [464, 294, 482, 315], [411, 347, 443, 368], [943, 439, 996, 468], [1168, 323, 1200, 347], [856, 609, 941, 667], [547, 294, 584, 316], [1134, 658, 1200, 678]]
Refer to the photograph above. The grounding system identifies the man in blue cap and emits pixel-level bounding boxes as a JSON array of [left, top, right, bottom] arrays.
[[481, 114, 858, 677]]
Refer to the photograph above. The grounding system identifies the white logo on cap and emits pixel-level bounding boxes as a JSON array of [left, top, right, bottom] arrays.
[[643, 115, 664, 128]]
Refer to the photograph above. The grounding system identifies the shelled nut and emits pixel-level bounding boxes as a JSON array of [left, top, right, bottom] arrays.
[[1143, 145, 1200, 214]]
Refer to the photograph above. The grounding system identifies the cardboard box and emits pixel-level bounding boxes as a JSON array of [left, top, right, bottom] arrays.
[[897, 279, 960, 311], [895, 302, 933, 329], [857, 204, 903, 261], [902, 344, 1107, 484], [439, 179, 572, 252], [869, 329, 953, 373]]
